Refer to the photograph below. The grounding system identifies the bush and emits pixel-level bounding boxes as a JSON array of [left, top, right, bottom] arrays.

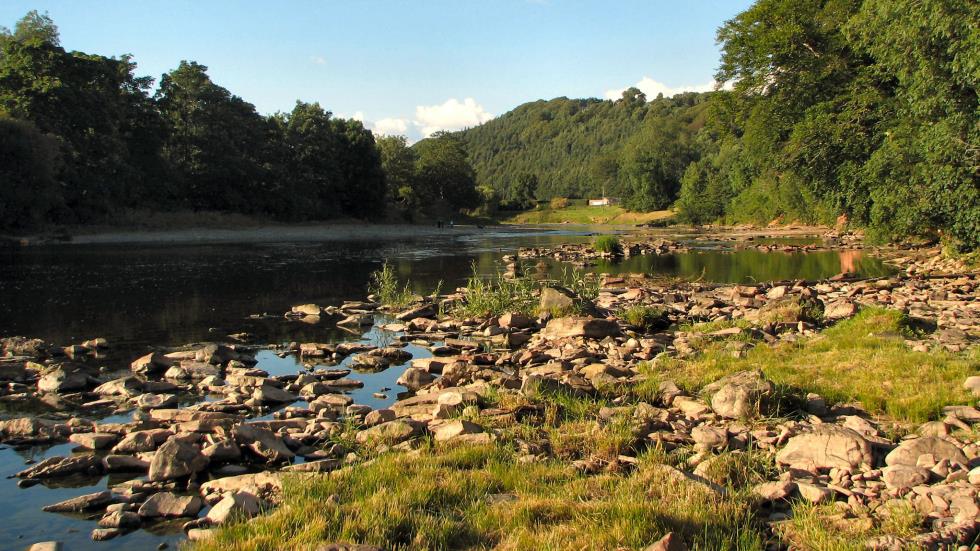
[[593, 235, 622, 254], [550, 197, 570, 209]]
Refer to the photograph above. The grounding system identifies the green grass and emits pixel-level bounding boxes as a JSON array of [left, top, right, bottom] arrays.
[[502, 204, 675, 225], [453, 265, 600, 319], [593, 235, 621, 254], [637, 308, 978, 423], [190, 444, 764, 551], [780, 501, 923, 551]]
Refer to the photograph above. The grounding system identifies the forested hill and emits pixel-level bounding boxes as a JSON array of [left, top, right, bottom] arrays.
[[454, 90, 710, 207]]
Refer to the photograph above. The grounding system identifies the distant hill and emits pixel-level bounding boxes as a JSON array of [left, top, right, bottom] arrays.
[[454, 90, 710, 202]]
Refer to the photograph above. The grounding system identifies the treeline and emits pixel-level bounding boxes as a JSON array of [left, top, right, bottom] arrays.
[[457, 0, 978, 249], [0, 12, 479, 231]]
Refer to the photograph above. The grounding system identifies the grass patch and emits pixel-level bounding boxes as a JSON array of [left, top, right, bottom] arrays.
[[593, 235, 622, 254], [641, 308, 978, 423], [503, 204, 675, 225], [453, 265, 600, 319], [780, 501, 924, 550], [620, 305, 670, 332], [191, 444, 764, 551]]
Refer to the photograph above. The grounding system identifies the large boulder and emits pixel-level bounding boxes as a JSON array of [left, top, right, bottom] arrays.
[[542, 317, 620, 339], [130, 352, 173, 374], [205, 491, 263, 524], [42, 491, 114, 512], [775, 426, 873, 470], [0, 417, 62, 443], [884, 436, 969, 468], [148, 438, 209, 481], [701, 370, 775, 420]]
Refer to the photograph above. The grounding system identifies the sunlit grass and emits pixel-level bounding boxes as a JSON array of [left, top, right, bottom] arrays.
[[638, 308, 977, 423], [190, 444, 764, 551]]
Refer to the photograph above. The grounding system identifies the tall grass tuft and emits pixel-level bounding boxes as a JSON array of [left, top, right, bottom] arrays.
[[367, 260, 415, 309], [453, 263, 539, 318]]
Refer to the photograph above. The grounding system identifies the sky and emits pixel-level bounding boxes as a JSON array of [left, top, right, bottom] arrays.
[[0, 0, 753, 141]]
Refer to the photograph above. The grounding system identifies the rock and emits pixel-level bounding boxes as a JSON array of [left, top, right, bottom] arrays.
[[0, 417, 62, 443], [253, 384, 298, 404], [776, 426, 873, 470], [702, 370, 774, 420], [885, 436, 969, 468], [42, 491, 114, 512], [499, 312, 534, 329], [539, 287, 577, 313], [315, 544, 383, 551], [134, 393, 178, 409], [37, 364, 90, 393], [796, 482, 833, 503], [131, 352, 173, 374], [364, 409, 396, 427], [138, 492, 202, 518], [18, 454, 102, 478], [964, 376, 980, 398], [27, 542, 62, 551], [283, 459, 341, 473], [824, 300, 859, 320], [541, 317, 620, 339], [291, 304, 322, 316], [205, 491, 262, 524], [805, 393, 828, 416], [691, 425, 728, 451], [102, 455, 150, 472], [355, 419, 424, 447], [396, 367, 435, 390], [91, 529, 120, 541], [395, 303, 435, 321], [433, 420, 484, 442], [93, 376, 144, 397], [882, 465, 931, 490], [234, 424, 295, 463], [99, 510, 140, 529], [148, 438, 209, 481], [350, 354, 389, 372], [69, 432, 119, 450], [199, 472, 282, 503], [187, 528, 215, 541], [112, 430, 163, 454], [644, 532, 687, 551], [754, 480, 796, 501]]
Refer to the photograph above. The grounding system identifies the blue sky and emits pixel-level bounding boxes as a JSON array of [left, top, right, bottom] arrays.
[[1, 0, 752, 140]]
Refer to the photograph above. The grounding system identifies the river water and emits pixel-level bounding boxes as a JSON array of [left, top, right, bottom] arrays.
[[0, 225, 894, 550]]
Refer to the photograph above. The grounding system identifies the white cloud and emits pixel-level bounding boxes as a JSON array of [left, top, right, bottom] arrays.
[[310, 55, 326, 65], [372, 117, 410, 136], [351, 111, 365, 122], [413, 97, 494, 138], [603, 77, 728, 101]]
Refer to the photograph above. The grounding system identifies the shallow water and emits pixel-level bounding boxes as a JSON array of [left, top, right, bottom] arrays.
[[0, 225, 895, 549]]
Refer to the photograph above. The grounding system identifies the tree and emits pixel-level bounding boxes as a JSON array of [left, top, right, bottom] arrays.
[[503, 172, 538, 210], [0, 117, 61, 229], [155, 61, 270, 211], [619, 117, 696, 211], [376, 135, 417, 206], [413, 132, 480, 214]]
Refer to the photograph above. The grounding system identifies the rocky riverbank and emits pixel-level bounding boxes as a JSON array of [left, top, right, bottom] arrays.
[[2, 244, 978, 550]]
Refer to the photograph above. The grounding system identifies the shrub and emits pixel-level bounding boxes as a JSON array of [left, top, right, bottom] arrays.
[[593, 235, 622, 254], [550, 196, 570, 209]]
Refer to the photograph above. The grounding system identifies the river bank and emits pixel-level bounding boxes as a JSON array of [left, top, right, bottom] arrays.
[[1, 230, 977, 550]]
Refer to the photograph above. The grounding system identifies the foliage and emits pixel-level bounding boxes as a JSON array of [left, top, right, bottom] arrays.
[[549, 197, 569, 209], [412, 132, 481, 217], [593, 235, 621, 254], [453, 265, 539, 318], [0, 117, 60, 229]]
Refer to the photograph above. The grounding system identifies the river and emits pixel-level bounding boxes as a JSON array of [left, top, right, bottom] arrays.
[[0, 225, 893, 550]]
